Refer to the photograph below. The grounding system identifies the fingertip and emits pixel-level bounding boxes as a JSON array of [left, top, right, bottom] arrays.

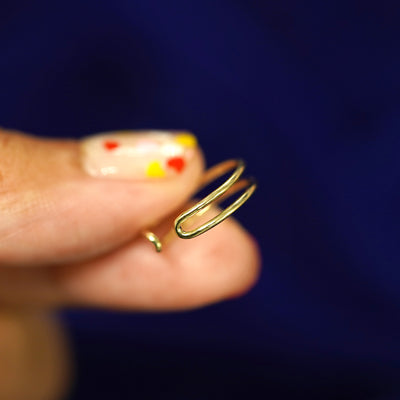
[[55, 216, 261, 311], [163, 218, 261, 310], [0, 130, 205, 266]]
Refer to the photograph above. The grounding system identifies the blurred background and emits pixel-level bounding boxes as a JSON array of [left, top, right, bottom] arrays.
[[1, 0, 400, 398]]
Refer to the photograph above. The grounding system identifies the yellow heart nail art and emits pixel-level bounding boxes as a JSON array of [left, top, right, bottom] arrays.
[[175, 133, 197, 148], [146, 161, 166, 177]]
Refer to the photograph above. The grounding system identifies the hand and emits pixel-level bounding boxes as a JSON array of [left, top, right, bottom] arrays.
[[0, 128, 260, 399]]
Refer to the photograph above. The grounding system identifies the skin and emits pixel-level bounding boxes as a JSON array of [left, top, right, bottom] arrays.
[[0, 128, 261, 400]]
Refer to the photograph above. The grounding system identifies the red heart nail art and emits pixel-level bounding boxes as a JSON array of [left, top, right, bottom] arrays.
[[167, 156, 185, 173], [103, 140, 120, 151]]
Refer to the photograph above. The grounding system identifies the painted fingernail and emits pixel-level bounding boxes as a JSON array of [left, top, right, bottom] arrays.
[[81, 130, 198, 179]]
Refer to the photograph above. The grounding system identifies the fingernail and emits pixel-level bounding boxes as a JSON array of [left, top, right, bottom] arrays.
[[81, 130, 198, 179]]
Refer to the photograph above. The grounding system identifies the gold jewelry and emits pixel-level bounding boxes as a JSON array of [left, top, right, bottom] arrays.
[[144, 159, 256, 252]]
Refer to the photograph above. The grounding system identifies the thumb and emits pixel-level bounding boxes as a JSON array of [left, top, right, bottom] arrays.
[[0, 129, 204, 266]]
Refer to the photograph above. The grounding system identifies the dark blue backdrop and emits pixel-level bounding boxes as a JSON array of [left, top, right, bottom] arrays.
[[1, 1, 400, 398]]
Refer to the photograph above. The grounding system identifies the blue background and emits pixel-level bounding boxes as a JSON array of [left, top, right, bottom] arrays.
[[1, 0, 400, 398]]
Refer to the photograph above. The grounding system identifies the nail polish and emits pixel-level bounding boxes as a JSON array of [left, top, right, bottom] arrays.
[[81, 130, 197, 179]]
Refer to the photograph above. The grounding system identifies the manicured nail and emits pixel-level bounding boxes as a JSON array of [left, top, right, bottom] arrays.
[[81, 130, 198, 179]]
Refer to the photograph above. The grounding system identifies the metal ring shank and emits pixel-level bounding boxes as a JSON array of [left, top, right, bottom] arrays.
[[174, 159, 257, 239]]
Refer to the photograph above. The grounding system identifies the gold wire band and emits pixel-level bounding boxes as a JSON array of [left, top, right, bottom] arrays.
[[176, 159, 256, 238], [144, 159, 256, 252], [143, 231, 163, 252]]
